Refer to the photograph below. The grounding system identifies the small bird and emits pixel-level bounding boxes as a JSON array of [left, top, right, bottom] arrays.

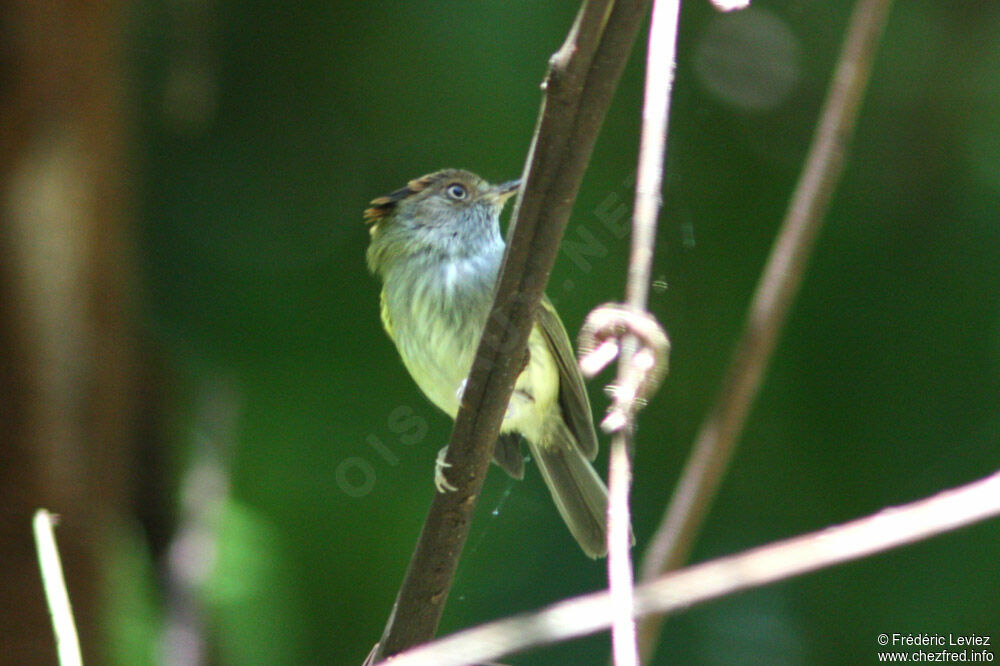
[[364, 169, 611, 557]]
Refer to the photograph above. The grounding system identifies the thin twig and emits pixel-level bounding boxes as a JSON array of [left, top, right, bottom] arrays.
[[33, 509, 83, 666], [605, 0, 682, 664], [382, 468, 1000, 666], [371, 1, 651, 660], [606, 430, 638, 666], [627, 0, 679, 314], [636, 0, 895, 660]]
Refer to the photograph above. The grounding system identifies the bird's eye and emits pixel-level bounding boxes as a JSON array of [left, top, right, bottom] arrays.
[[446, 183, 468, 200]]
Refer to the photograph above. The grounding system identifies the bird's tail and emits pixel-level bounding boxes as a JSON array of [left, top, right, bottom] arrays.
[[529, 420, 616, 558]]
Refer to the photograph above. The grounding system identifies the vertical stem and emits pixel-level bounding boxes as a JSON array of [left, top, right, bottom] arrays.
[[626, 0, 680, 313], [609, 1, 681, 664], [606, 430, 638, 666]]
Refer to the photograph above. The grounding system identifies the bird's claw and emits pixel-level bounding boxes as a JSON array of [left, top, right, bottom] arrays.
[[434, 447, 458, 493]]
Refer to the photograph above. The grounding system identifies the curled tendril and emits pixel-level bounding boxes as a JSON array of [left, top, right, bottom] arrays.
[[578, 303, 670, 433]]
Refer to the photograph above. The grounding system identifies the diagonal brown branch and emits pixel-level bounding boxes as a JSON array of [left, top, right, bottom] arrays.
[[636, 0, 895, 660], [382, 468, 1000, 666], [371, 1, 651, 660]]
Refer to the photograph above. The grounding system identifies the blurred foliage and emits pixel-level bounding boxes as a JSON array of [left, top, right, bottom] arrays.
[[119, 0, 1000, 663]]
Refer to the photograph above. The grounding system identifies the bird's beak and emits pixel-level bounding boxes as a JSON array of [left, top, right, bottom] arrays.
[[493, 179, 521, 204]]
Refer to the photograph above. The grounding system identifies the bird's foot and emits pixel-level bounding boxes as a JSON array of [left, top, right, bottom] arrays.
[[434, 446, 457, 493]]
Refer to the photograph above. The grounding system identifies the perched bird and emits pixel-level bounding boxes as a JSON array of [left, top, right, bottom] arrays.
[[365, 169, 611, 557]]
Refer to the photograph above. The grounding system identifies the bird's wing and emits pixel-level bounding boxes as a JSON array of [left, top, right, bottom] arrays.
[[536, 296, 599, 459]]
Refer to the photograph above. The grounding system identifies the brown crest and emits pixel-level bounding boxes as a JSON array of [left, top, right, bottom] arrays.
[[363, 172, 445, 223]]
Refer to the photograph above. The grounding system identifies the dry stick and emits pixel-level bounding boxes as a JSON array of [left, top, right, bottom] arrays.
[[606, 1, 682, 665], [608, 434, 639, 666], [371, 0, 651, 660], [33, 509, 83, 666], [636, 0, 895, 660], [383, 469, 1000, 666]]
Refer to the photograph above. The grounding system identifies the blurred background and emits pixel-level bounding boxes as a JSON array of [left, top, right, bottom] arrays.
[[2, 0, 999, 664]]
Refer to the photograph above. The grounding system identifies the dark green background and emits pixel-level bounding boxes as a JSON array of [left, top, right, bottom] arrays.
[[120, 0, 1000, 663]]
